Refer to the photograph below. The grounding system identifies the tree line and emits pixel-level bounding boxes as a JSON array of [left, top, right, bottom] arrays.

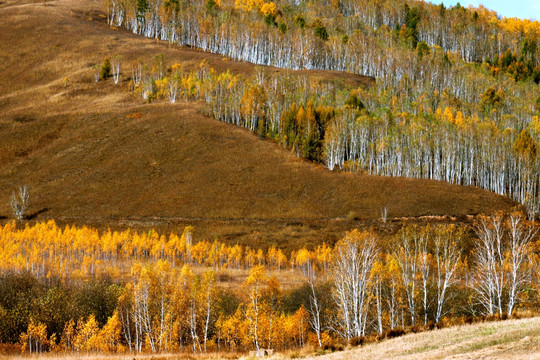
[[104, 0, 540, 82], [1, 213, 539, 353]]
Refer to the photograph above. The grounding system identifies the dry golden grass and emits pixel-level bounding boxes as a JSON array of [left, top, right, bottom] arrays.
[[0, 0, 515, 250], [302, 317, 540, 360]]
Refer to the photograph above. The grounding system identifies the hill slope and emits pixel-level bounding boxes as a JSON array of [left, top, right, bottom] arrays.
[[306, 318, 540, 360], [0, 0, 515, 248], [303, 317, 540, 360]]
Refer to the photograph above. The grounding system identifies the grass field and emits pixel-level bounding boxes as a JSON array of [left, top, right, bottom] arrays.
[[0, 0, 516, 250], [302, 317, 540, 360]]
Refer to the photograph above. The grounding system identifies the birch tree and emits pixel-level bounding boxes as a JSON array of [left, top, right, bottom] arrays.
[[431, 225, 463, 323], [506, 212, 537, 315], [473, 212, 536, 317], [243, 265, 267, 351], [10, 185, 29, 221], [474, 213, 506, 316], [301, 254, 323, 346], [392, 225, 428, 326], [332, 229, 378, 339], [199, 270, 217, 352], [111, 56, 121, 84]]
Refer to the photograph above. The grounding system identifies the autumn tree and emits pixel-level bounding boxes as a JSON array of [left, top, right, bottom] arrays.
[[505, 213, 537, 315], [332, 230, 378, 339], [198, 270, 218, 352], [20, 320, 48, 354], [97, 311, 123, 352], [243, 265, 267, 350], [392, 225, 427, 326], [74, 314, 100, 351], [101, 57, 112, 79], [474, 212, 537, 317], [111, 56, 121, 84], [10, 185, 29, 221], [433, 225, 463, 323]]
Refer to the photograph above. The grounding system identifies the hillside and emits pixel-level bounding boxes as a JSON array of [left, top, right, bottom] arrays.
[[0, 0, 516, 248], [303, 317, 540, 360], [105, 0, 540, 213]]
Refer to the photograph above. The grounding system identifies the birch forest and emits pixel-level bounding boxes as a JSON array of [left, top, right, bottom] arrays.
[[0, 213, 539, 354], [103, 0, 540, 215]]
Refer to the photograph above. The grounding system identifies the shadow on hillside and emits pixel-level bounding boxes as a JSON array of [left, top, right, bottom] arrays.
[[27, 208, 49, 220]]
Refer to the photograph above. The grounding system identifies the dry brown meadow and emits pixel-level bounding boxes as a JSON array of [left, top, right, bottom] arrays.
[[0, 0, 515, 250]]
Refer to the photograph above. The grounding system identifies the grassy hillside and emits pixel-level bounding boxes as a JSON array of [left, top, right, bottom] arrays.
[[303, 317, 540, 360], [0, 0, 515, 249]]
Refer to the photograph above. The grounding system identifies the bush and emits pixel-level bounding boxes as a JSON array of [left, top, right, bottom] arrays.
[[323, 340, 344, 352], [347, 210, 359, 221], [349, 336, 364, 346], [206, 0, 218, 16], [0, 272, 43, 343], [344, 93, 365, 110], [383, 327, 406, 339], [75, 277, 120, 326], [294, 15, 305, 28], [314, 19, 329, 41], [101, 57, 111, 79]]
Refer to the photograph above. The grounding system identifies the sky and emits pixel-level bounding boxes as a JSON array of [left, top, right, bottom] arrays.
[[439, 0, 540, 20]]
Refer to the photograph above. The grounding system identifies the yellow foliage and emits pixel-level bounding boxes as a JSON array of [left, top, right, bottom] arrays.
[[171, 62, 183, 73], [454, 111, 465, 127], [443, 107, 454, 124], [235, 0, 277, 16], [97, 311, 122, 352], [20, 320, 48, 353], [60, 319, 76, 351], [499, 17, 540, 39], [530, 116, 540, 136], [244, 264, 267, 289], [260, 1, 277, 16], [74, 315, 100, 352]]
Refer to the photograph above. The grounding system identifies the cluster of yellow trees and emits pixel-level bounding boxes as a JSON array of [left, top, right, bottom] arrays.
[[2, 212, 540, 354], [15, 263, 311, 353], [0, 220, 331, 280], [116, 262, 311, 353], [20, 315, 122, 354]]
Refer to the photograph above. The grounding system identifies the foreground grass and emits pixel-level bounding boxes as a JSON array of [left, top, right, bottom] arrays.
[[304, 317, 540, 360], [2, 318, 539, 360]]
